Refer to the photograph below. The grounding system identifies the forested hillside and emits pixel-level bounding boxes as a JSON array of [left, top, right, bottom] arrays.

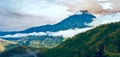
[[43, 22, 120, 57]]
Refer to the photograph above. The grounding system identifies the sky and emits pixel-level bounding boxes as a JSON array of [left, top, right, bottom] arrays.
[[0, 0, 120, 31]]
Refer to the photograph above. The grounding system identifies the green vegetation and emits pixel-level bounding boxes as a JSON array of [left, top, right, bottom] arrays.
[[0, 46, 48, 57], [43, 22, 120, 57]]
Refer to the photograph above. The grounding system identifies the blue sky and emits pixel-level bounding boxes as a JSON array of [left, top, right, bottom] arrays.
[[0, 0, 120, 31]]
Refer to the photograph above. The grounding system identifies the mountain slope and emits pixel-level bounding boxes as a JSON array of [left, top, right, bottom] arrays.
[[22, 11, 95, 33], [0, 39, 17, 52], [43, 22, 120, 57], [0, 11, 95, 36]]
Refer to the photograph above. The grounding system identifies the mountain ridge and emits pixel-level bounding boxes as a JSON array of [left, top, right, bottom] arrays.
[[0, 11, 96, 36]]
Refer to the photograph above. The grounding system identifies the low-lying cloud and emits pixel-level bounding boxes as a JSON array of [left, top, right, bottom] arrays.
[[0, 27, 92, 38], [0, 32, 47, 38], [87, 13, 120, 26], [47, 27, 92, 38]]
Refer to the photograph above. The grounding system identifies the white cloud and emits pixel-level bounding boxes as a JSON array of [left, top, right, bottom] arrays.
[[47, 28, 92, 38], [0, 32, 47, 38], [87, 13, 120, 26], [97, 0, 109, 1], [56, 0, 120, 14], [0, 28, 92, 38], [98, 2, 113, 9], [0, 0, 72, 31]]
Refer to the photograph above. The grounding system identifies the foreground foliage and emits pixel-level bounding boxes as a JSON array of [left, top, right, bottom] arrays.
[[43, 22, 120, 57]]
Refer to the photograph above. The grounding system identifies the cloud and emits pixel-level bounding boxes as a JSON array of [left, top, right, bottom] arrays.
[[0, 0, 71, 31], [47, 27, 92, 38], [98, 2, 113, 9], [0, 10, 54, 31], [0, 28, 92, 38], [0, 32, 47, 38], [0, 0, 71, 16], [86, 13, 120, 26], [56, 0, 120, 14]]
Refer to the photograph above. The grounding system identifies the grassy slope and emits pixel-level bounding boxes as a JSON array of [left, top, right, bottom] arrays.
[[43, 22, 120, 57]]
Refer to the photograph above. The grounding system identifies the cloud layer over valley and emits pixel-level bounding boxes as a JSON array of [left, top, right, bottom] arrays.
[[0, 27, 92, 38]]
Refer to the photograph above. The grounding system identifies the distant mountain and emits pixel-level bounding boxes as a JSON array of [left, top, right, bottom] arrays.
[[0, 11, 96, 36], [1, 22, 120, 57]]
